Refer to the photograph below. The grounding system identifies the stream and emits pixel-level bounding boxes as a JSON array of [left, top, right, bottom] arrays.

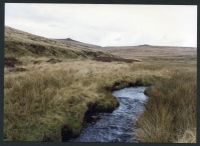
[[71, 86, 148, 142]]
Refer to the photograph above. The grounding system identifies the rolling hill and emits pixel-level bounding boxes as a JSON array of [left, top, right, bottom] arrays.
[[4, 26, 111, 59], [5, 26, 139, 63], [4, 26, 196, 143], [56, 38, 101, 50]]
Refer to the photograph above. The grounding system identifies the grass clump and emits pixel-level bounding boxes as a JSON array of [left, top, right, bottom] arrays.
[[177, 128, 196, 143], [4, 26, 197, 142], [4, 60, 169, 141], [4, 67, 119, 141], [136, 71, 196, 143]]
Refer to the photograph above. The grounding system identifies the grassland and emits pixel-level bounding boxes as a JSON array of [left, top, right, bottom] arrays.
[[4, 27, 197, 142], [104, 46, 197, 143]]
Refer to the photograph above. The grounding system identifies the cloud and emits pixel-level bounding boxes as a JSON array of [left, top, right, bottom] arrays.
[[5, 3, 197, 47]]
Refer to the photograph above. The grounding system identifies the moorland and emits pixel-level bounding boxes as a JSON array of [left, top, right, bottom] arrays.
[[4, 26, 197, 143]]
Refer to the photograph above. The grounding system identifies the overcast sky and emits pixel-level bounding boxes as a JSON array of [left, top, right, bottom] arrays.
[[5, 3, 197, 47]]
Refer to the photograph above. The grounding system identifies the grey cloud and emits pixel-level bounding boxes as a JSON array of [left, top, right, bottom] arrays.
[[5, 3, 197, 47]]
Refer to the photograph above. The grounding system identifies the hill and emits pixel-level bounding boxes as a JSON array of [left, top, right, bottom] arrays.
[[4, 26, 196, 143], [102, 45, 196, 62], [56, 38, 101, 50], [5, 26, 139, 64], [4, 26, 112, 59]]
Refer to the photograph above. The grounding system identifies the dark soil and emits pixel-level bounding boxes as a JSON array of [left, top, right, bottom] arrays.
[[9, 67, 27, 72], [5, 57, 22, 67], [61, 100, 119, 142], [46, 58, 62, 64], [94, 56, 141, 63], [33, 60, 42, 64]]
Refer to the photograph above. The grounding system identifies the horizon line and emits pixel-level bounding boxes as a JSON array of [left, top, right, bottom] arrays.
[[5, 25, 197, 48]]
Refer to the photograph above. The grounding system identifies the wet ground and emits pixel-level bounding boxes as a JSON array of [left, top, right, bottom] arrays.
[[71, 87, 148, 142]]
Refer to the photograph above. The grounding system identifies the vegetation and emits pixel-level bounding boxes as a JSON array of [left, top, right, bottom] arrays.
[[4, 60, 160, 141], [4, 26, 197, 142], [136, 70, 196, 143]]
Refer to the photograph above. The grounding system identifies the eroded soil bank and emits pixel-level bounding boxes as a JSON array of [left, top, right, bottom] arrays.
[[69, 87, 148, 142]]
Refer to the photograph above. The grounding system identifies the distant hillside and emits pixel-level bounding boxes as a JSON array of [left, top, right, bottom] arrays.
[[5, 26, 139, 63], [5, 26, 114, 59], [103, 44, 196, 50], [56, 38, 101, 50], [102, 44, 196, 61]]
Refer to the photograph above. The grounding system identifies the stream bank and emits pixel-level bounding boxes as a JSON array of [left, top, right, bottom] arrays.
[[68, 86, 149, 142]]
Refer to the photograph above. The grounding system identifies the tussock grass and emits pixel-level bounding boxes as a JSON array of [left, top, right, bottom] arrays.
[[4, 26, 197, 142], [4, 70, 116, 141], [136, 70, 196, 143], [177, 128, 196, 143], [4, 60, 171, 141]]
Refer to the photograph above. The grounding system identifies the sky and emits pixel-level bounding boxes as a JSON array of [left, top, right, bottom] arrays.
[[5, 3, 197, 47]]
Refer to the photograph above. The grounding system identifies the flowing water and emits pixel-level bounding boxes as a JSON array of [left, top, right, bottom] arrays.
[[71, 87, 148, 142]]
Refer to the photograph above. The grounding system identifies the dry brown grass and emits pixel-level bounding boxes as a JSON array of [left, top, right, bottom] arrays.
[[104, 45, 196, 62], [4, 59, 174, 141], [177, 128, 196, 143], [4, 51, 196, 142], [136, 70, 196, 143], [4, 26, 197, 142]]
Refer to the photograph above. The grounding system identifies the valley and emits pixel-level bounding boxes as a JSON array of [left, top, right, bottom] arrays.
[[4, 26, 197, 143]]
